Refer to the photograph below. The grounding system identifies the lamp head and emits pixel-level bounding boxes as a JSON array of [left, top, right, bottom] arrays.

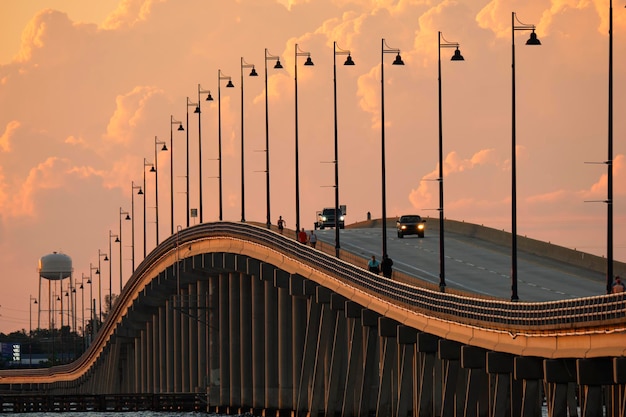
[[194, 106, 200, 114], [274, 59, 283, 69], [226, 80, 235, 88], [249, 68, 258, 76], [177, 124, 184, 131], [115, 236, 120, 243], [33, 299, 38, 304], [304, 57, 314, 66], [392, 53, 404, 65], [451, 48, 464, 61], [104, 255, 109, 261], [125, 214, 131, 220], [206, 93, 214, 101], [161, 143, 168, 151], [344, 54, 355, 65], [526, 31, 541, 45], [137, 187, 144, 195], [150, 166, 156, 173]]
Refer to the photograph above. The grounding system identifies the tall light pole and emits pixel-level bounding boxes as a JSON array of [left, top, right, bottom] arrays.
[[97, 249, 108, 323], [218, 69, 235, 221], [511, 12, 541, 301], [170, 116, 184, 235], [437, 32, 464, 292], [29, 295, 37, 367], [240, 58, 258, 222], [89, 264, 97, 337], [196, 86, 213, 224], [333, 42, 355, 257], [264, 48, 284, 227], [118, 207, 130, 294], [154, 136, 167, 244], [131, 181, 143, 273], [80, 273, 89, 348], [380, 39, 404, 259], [186, 97, 198, 228], [143, 158, 155, 258], [294, 44, 314, 238], [108, 230, 119, 312], [605, 0, 615, 293]]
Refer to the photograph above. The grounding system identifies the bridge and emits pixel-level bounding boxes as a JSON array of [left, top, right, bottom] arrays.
[[1, 221, 625, 416]]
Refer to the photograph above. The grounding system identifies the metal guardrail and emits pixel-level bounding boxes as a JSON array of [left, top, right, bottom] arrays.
[[164, 222, 626, 332]]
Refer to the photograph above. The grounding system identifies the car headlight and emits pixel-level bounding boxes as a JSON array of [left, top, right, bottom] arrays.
[[340, 215, 345, 221], [418, 224, 424, 230], [400, 225, 407, 230], [321, 216, 327, 221]]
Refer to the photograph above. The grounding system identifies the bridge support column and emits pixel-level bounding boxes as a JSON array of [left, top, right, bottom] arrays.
[[295, 280, 319, 416], [417, 332, 439, 417], [240, 272, 253, 410], [326, 294, 348, 416], [197, 279, 208, 394], [146, 321, 153, 392], [208, 273, 220, 409], [165, 297, 174, 392], [158, 305, 167, 393], [613, 357, 626, 417], [276, 271, 293, 413], [230, 272, 242, 410], [341, 301, 365, 417], [219, 273, 231, 409], [309, 286, 333, 416], [438, 339, 465, 417], [397, 325, 418, 417], [264, 266, 279, 412], [189, 280, 199, 392], [152, 312, 160, 393], [181, 287, 190, 393], [290, 274, 307, 413], [514, 356, 543, 417], [577, 358, 614, 417], [251, 269, 265, 412], [377, 317, 398, 417], [359, 308, 380, 417], [544, 359, 578, 417], [486, 351, 521, 417]]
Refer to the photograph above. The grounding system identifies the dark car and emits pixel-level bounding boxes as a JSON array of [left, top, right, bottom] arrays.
[[396, 215, 425, 238], [316, 208, 345, 229]]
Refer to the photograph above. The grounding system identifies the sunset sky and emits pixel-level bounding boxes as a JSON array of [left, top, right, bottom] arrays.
[[1, 0, 625, 333]]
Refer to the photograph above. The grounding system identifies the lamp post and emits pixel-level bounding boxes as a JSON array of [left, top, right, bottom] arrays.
[[294, 44, 314, 238], [218, 69, 235, 221], [333, 42, 355, 257], [606, 0, 615, 293], [131, 181, 143, 272], [196, 86, 213, 224], [380, 39, 405, 259], [89, 264, 97, 337], [143, 158, 155, 258], [511, 12, 541, 301], [264, 48, 284, 227], [80, 273, 89, 347], [97, 249, 108, 323], [108, 230, 118, 312], [240, 58, 258, 222], [170, 116, 184, 235], [154, 136, 167, 244], [29, 295, 37, 367], [437, 32, 464, 292], [186, 97, 199, 228], [118, 207, 130, 294]]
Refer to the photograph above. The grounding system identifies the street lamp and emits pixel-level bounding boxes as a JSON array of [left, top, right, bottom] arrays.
[[88, 264, 97, 337], [196, 86, 213, 224], [380, 38, 404, 260], [118, 207, 130, 294], [186, 97, 199, 228], [131, 181, 143, 272], [240, 58, 258, 222], [143, 158, 156, 258], [437, 32, 464, 292], [294, 44, 314, 238], [218, 69, 235, 221], [264, 48, 284, 227], [29, 295, 37, 367], [333, 42, 355, 257], [606, 0, 615, 293], [154, 136, 168, 244], [511, 12, 541, 301], [97, 249, 108, 323], [170, 116, 184, 235], [80, 273, 89, 347], [108, 230, 119, 312]]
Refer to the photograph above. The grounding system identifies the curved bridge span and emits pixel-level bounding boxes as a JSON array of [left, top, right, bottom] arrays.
[[2, 222, 626, 416]]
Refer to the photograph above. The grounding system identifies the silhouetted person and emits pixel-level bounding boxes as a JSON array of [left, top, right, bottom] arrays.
[[277, 216, 286, 233], [381, 254, 393, 279]]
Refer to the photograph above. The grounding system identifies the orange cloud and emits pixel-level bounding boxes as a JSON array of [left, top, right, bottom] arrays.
[[102, 0, 159, 30], [0, 120, 20, 152]]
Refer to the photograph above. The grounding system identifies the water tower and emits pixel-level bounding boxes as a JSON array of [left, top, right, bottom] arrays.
[[37, 252, 73, 331]]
